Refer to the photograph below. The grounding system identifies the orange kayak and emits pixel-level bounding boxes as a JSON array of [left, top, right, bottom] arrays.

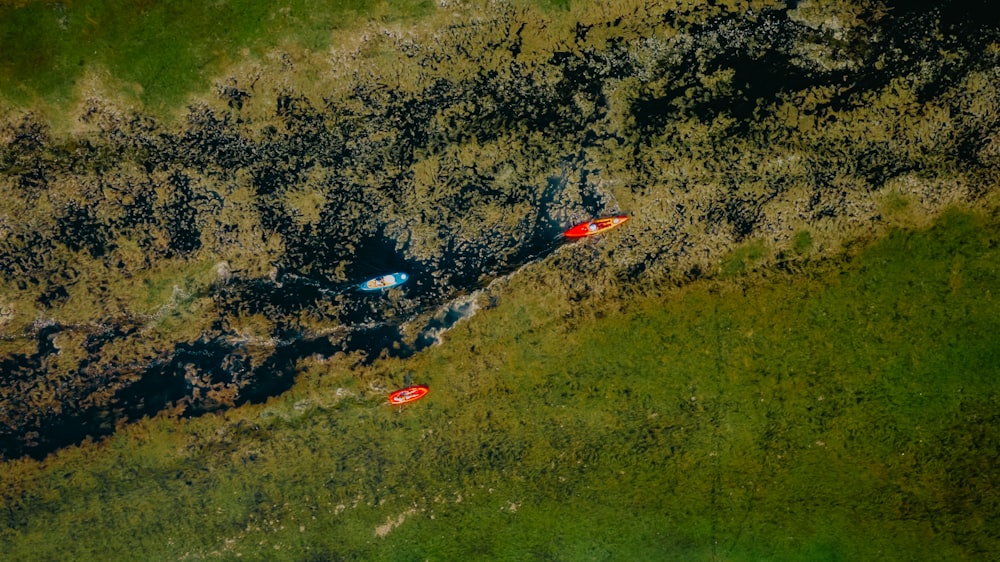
[[563, 215, 629, 238], [388, 384, 429, 405]]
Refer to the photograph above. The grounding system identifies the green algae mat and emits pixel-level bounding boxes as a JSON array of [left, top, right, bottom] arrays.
[[2, 207, 997, 560], [0, 0, 432, 113]]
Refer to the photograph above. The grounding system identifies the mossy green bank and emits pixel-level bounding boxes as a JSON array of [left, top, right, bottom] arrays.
[[0, 0, 433, 121]]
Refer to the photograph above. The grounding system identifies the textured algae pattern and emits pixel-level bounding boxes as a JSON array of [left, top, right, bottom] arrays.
[[0, 1, 999, 558]]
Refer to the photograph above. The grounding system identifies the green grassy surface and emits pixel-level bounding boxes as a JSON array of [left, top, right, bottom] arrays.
[[0, 0, 433, 115], [2, 206, 997, 560]]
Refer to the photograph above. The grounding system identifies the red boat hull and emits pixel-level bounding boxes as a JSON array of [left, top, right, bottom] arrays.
[[563, 215, 629, 238], [388, 384, 430, 405]]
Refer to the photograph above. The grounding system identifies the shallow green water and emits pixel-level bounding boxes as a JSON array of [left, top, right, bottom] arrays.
[[2, 208, 997, 560], [364, 215, 999, 561]]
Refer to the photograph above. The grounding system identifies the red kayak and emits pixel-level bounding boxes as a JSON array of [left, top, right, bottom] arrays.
[[563, 215, 629, 238], [388, 384, 430, 405]]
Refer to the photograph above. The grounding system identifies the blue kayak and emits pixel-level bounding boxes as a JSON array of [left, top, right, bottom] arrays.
[[358, 272, 409, 291]]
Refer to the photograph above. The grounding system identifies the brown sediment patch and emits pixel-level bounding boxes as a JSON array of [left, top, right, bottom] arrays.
[[0, 299, 12, 328], [63, 66, 146, 138], [876, 176, 977, 231], [374, 508, 417, 538]]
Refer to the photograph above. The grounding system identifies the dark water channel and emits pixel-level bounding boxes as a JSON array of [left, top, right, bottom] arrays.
[[1, 200, 590, 460]]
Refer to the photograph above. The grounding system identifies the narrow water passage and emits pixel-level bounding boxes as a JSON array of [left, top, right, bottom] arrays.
[[1, 206, 601, 460]]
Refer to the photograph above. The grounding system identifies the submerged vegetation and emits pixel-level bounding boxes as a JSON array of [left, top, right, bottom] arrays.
[[1, 0, 999, 558]]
